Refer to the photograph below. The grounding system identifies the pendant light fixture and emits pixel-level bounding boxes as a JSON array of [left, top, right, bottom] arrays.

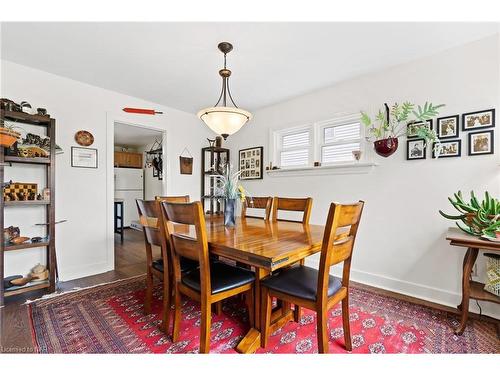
[[197, 42, 252, 140]]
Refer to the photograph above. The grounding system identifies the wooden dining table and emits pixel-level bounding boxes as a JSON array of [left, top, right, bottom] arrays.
[[203, 215, 326, 353]]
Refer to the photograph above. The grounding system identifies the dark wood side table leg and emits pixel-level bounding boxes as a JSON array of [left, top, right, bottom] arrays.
[[455, 247, 479, 335]]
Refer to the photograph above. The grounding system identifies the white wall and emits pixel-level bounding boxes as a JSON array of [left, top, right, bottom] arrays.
[[227, 35, 500, 318], [1, 60, 212, 281]]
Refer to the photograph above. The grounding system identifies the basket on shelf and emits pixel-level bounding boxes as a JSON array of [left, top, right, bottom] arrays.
[[0, 127, 21, 147]]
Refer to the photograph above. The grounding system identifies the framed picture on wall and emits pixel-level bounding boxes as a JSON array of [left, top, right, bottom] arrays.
[[407, 120, 432, 138], [432, 139, 461, 158], [436, 115, 459, 139], [239, 146, 263, 180], [71, 147, 98, 168], [406, 139, 426, 160], [462, 109, 495, 131], [468, 130, 494, 156]]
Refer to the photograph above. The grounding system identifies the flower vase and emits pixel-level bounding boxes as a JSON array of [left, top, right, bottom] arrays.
[[224, 198, 237, 227]]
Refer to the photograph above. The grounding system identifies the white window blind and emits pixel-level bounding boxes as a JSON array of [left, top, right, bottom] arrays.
[[321, 121, 361, 164], [279, 129, 310, 167]]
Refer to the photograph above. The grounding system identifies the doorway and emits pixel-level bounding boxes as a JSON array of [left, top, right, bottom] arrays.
[[112, 121, 165, 270]]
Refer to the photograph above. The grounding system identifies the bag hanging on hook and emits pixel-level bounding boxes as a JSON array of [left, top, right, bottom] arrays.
[[179, 147, 193, 175]]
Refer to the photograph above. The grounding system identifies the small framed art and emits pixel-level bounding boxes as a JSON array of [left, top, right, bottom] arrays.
[[71, 147, 98, 168], [406, 139, 426, 160], [468, 130, 494, 156], [436, 115, 459, 139], [407, 120, 433, 138], [462, 109, 495, 131], [239, 146, 263, 180], [432, 139, 461, 158]]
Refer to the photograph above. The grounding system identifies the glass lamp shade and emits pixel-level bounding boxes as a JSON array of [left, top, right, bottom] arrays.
[[197, 106, 252, 138]]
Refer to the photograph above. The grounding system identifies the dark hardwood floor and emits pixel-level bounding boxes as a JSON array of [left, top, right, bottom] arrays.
[[0, 228, 154, 353], [0, 228, 497, 353]]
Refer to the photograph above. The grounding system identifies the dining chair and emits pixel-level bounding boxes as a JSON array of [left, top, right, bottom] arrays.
[[241, 196, 273, 220], [136, 199, 198, 334], [156, 195, 190, 203], [260, 201, 364, 353], [161, 200, 255, 353], [271, 196, 313, 320]]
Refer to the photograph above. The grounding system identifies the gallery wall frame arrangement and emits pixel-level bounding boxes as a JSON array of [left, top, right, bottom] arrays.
[[239, 146, 263, 180], [437, 115, 460, 139], [406, 139, 426, 160], [71, 146, 98, 168], [432, 139, 461, 158], [462, 109, 495, 131], [468, 130, 494, 156]]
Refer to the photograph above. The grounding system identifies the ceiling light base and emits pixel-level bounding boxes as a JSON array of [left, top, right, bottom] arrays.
[[218, 42, 233, 54]]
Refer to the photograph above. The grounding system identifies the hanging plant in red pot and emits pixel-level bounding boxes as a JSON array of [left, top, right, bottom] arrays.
[[361, 102, 444, 158]]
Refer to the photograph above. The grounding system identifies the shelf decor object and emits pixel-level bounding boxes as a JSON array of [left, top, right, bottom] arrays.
[[197, 42, 252, 140], [0, 109, 57, 306], [201, 146, 230, 215]]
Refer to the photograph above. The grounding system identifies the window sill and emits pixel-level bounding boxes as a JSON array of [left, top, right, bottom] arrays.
[[266, 161, 378, 177]]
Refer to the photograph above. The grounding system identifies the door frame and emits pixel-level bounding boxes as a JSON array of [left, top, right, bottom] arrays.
[[105, 112, 167, 271]]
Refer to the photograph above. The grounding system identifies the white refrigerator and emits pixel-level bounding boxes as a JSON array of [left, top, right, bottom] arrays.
[[114, 168, 144, 227]]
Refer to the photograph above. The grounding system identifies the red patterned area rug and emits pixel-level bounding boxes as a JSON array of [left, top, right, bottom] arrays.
[[28, 276, 499, 354]]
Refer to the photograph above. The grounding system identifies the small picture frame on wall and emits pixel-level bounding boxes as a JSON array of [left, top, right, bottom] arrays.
[[436, 115, 459, 139], [406, 139, 426, 160], [71, 147, 98, 168], [407, 120, 433, 138], [468, 130, 494, 156], [239, 146, 263, 180], [462, 109, 495, 131], [432, 139, 461, 158]]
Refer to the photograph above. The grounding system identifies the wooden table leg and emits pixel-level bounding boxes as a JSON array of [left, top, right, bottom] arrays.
[[236, 267, 269, 354], [455, 247, 478, 335]]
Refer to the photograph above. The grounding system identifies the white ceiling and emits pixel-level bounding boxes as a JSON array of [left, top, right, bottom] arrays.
[[114, 122, 162, 148], [2, 23, 498, 113]]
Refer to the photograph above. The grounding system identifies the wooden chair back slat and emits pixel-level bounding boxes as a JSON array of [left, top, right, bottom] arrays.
[[171, 234, 201, 261], [143, 226, 163, 247], [272, 197, 313, 224], [242, 196, 273, 220], [162, 202, 198, 225], [136, 199, 160, 227], [317, 201, 364, 301], [156, 195, 190, 203]]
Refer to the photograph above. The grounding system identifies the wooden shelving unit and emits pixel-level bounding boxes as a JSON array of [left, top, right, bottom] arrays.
[[201, 147, 229, 215], [0, 109, 56, 306]]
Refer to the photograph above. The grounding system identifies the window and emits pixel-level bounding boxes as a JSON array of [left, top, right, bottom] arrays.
[[271, 114, 363, 169], [277, 128, 311, 167], [320, 118, 361, 164]]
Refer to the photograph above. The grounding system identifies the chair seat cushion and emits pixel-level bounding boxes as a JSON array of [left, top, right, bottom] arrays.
[[152, 257, 199, 273], [261, 265, 342, 301], [182, 261, 255, 295]]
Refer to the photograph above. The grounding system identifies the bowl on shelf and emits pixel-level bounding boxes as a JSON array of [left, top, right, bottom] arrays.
[[10, 276, 34, 287]]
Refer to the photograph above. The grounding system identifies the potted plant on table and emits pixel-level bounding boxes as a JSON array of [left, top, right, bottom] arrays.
[[361, 102, 444, 157], [439, 190, 500, 237], [214, 163, 249, 227]]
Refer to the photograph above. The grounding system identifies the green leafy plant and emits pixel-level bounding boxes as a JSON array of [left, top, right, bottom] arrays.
[[213, 163, 249, 202], [439, 191, 500, 236], [361, 101, 445, 154]]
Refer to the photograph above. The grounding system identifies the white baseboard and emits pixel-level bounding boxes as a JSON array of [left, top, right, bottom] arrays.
[[306, 258, 500, 320], [58, 261, 113, 282]]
